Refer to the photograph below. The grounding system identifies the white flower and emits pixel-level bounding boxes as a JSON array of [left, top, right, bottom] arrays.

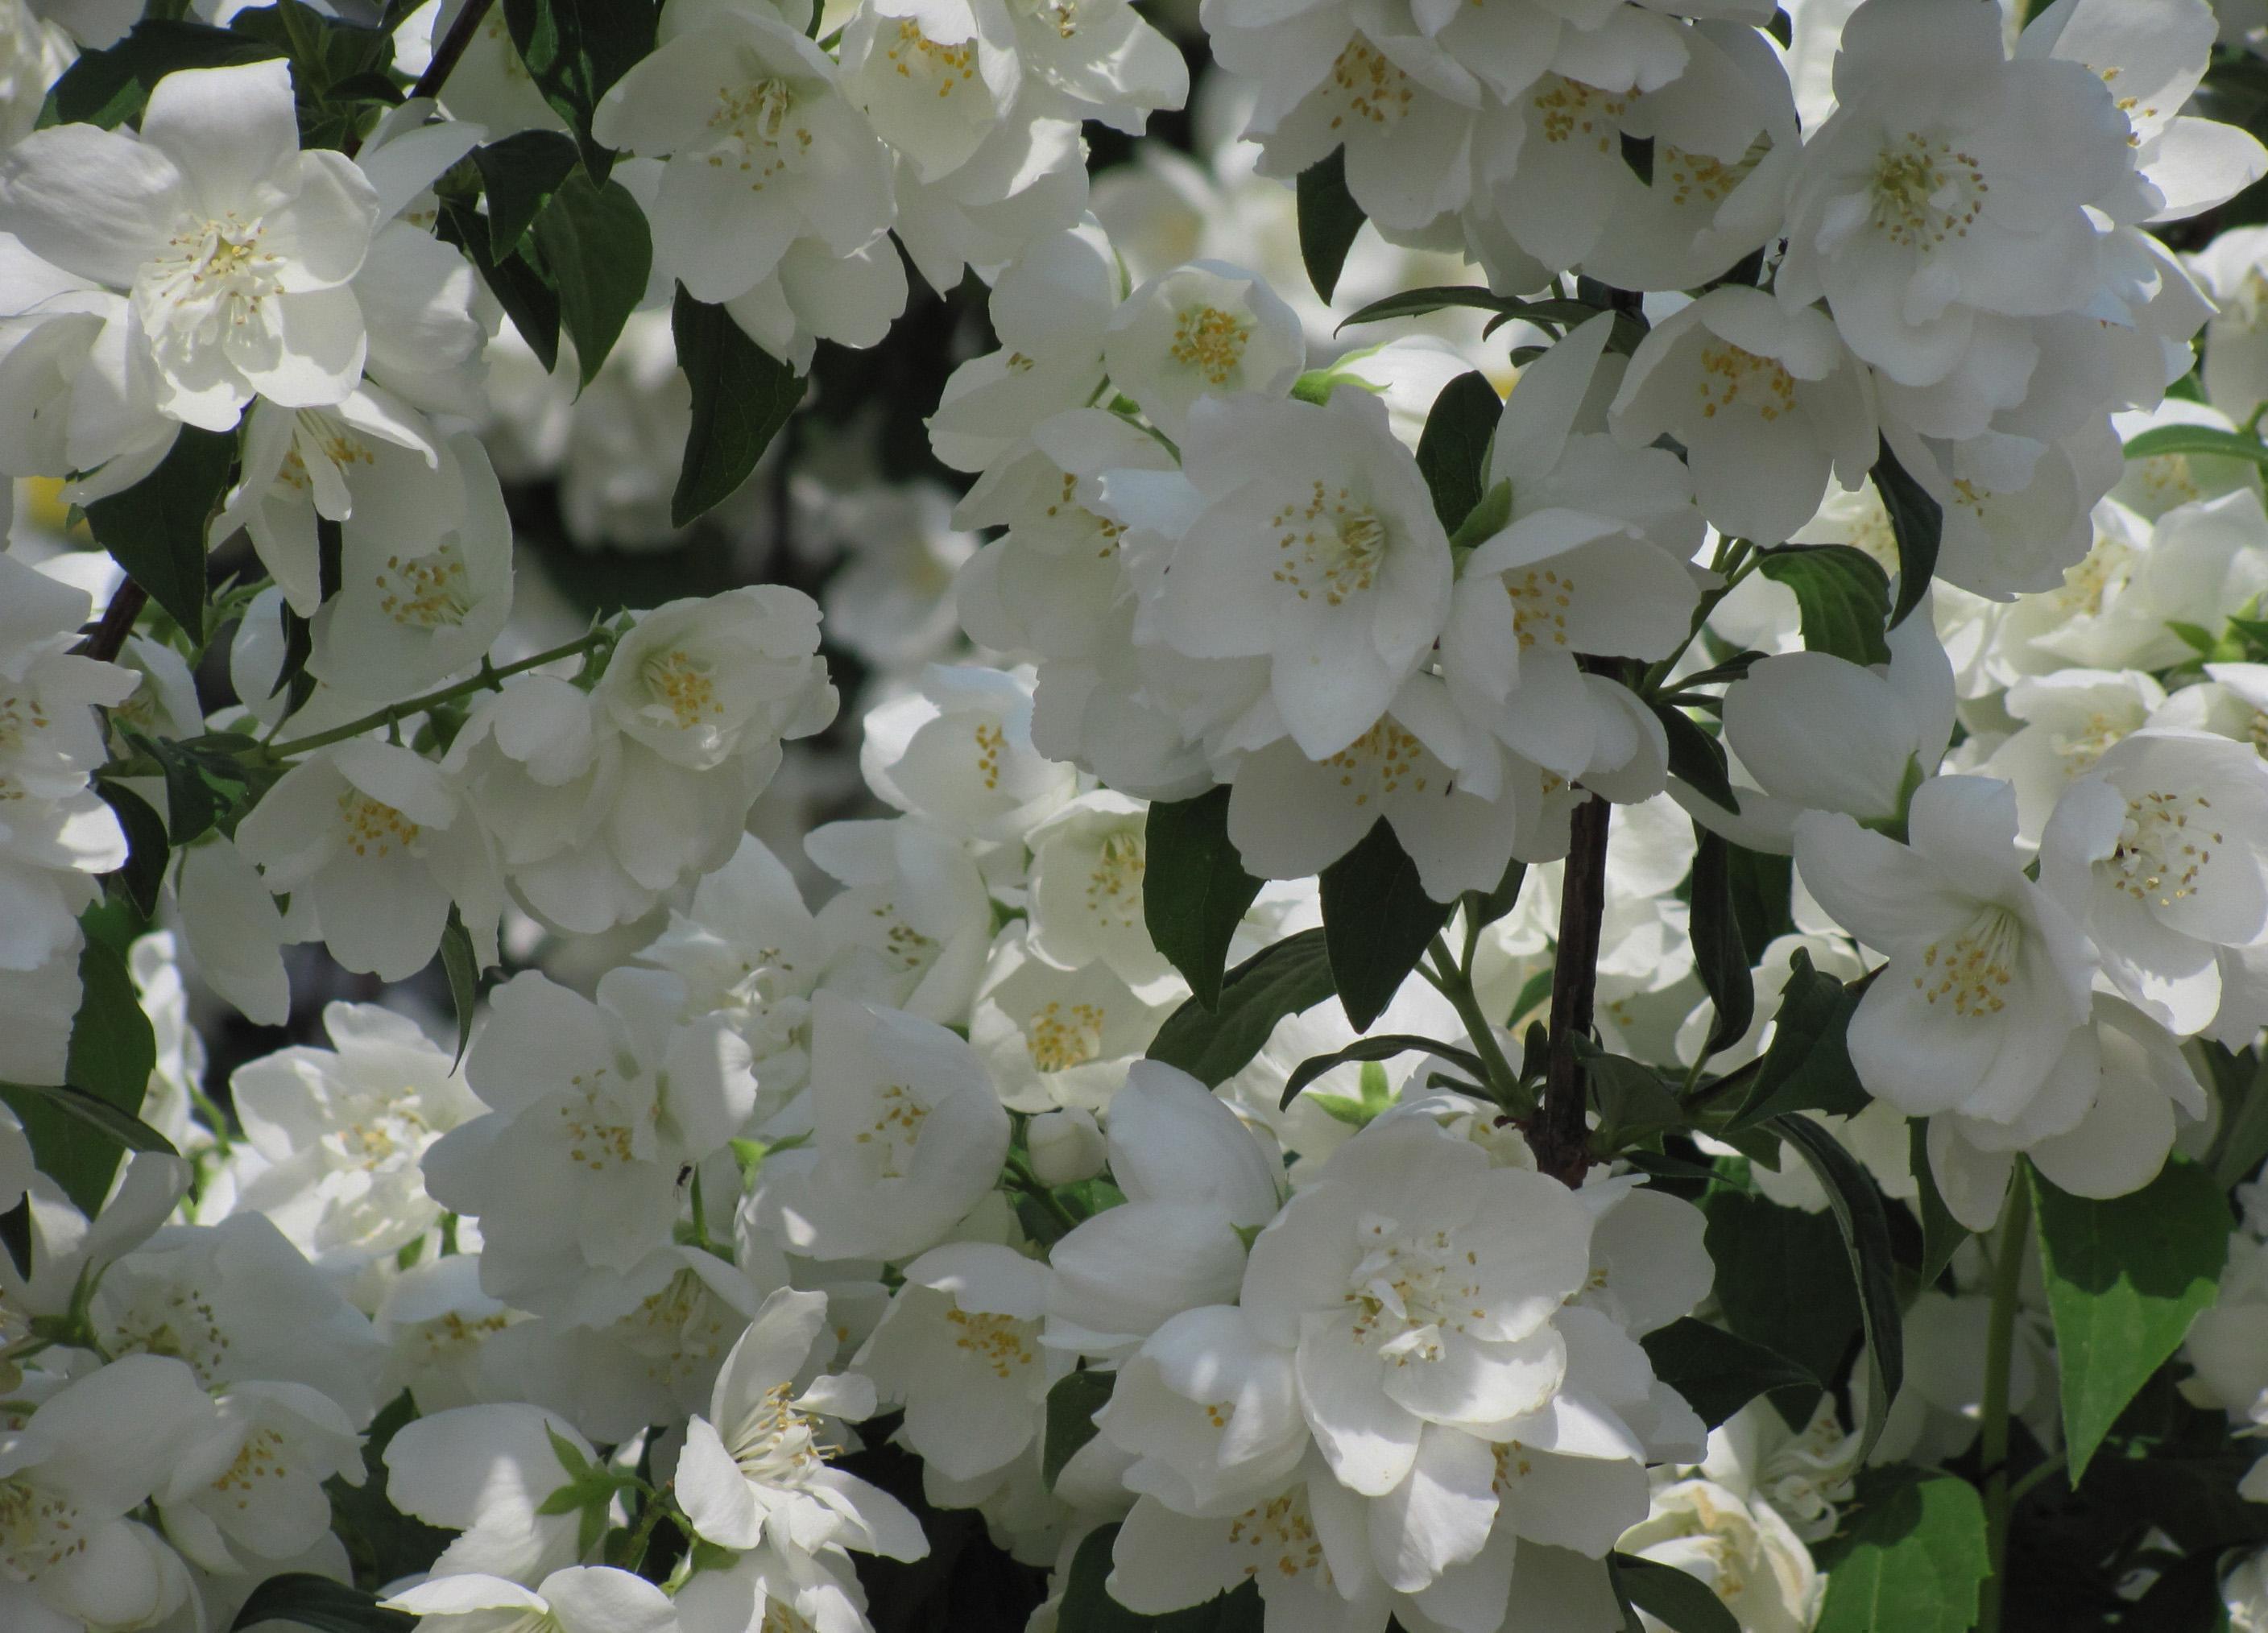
[[0, 235, 182, 494], [421, 969, 756, 1311], [747, 991, 1011, 1262], [1616, 1478, 1823, 1633], [1134, 387, 1453, 760], [234, 738, 503, 982], [2188, 225, 2268, 422], [1096, 1302, 1310, 1511], [0, 59, 379, 429], [861, 664, 1077, 841], [857, 1242, 1065, 1482], [225, 1001, 482, 1281], [599, 586, 836, 775], [592, 0, 895, 313], [0, 1356, 213, 1633], [805, 816, 997, 1023], [813, 481, 978, 672], [2229, 1548, 2268, 1633], [973, 925, 1180, 1113], [673, 1536, 874, 1633], [1610, 287, 1877, 548], [384, 1404, 601, 1585], [1976, 667, 2165, 843], [1103, 260, 1305, 437], [375, 1255, 520, 1415], [1794, 775, 2097, 1123], [383, 1567, 678, 1633], [1023, 789, 1179, 998], [674, 1287, 927, 1561], [1027, 1106, 1107, 1185], [1045, 1060, 1285, 1359], [159, 1381, 364, 1576], [2042, 728, 2268, 1036]]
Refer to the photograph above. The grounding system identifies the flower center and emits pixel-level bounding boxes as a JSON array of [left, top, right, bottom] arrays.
[[1323, 37, 1413, 132], [1913, 907, 2021, 1019], [212, 1427, 288, 1505], [1504, 565, 1574, 648], [555, 1068, 646, 1172], [1696, 343, 1796, 423], [2112, 789, 2225, 908], [643, 649, 722, 729], [378, 543, 477, 630], [706, 76, 810, 187], [975, 721, 1006, 790], [854, 1083, 927, 1178], [1867, 131, 1986, 250], [1344, 1213, 1483, 1357], [1662, 135, 1769, 207], [1272, 482, 1388, 606], [1533, 76, 1629, 151], [2047, 713, 2126, 778], [1169, 305, 1254, 387], [101, 1286, 230, 1384], [884, 19, 979, 94], [0, 1478, 90, 1581], [1027, 999, 1105, 1072], [946, 1308, 1038, 1379], [1084, 830, 1145, 928], [730, 1379, 829, 1484], [1322, 718, 1429, 805], [338, 792, 422, 859], [146, 215, 284, 338], [1223, 1489, 1327, 1583]]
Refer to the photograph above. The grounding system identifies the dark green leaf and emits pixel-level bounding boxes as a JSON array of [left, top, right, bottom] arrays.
[[1756, 544, 1892, 666], [1773, 1113, 1905, 1461], [1294, 148, 1364, 304], [1654, 703, 1739, 816], [436, 198, 561, 373], [2121, 422, 2268, 468], [2212, 1050, 2268, 1191], [1908, 1116, 1967, 1291], [82, 426, 236, 635], [1687, 827, 1753, 1056], [1612, 1554, 1738, 1633], [41, 19, 279, 128], [1870, 439, 1941, 630], [1319, 819, 1455, 1031], [3, 1081, 176, 1157], [670, 283, 805, 527], [1147, 929, 1335, 1088], [122, 728, 255, 847], [95, 781, 168, 917], [1414, 370, 1500, 533], [1144, 788, 1264, 1011], [1641, 1317, 1815, 1431], [0, 934, 159, 1216], [472, 129, 581, 252], [324, 1392, 451, 1587], [1619, 131, 1655, 184], [2030, 1157, 2230, 1486], [1815, 1471, 1989, 1633], [1461, 858, 1526, 939], [439, 905, 481, 1068], [1280, 1036, 1485, 1110], [1043, 1369, 1114, 1490], [1057, 1522, 1262, 1633], [1446, 477, 1513, 552], [531, 172, 651, 388], [1724, 844, 1794, 965], [501, 0, 660, 179], [230, 1573, 414, 1632], [1701, 1185, 1857, 1399], [1727, 951, 1867, 1131]]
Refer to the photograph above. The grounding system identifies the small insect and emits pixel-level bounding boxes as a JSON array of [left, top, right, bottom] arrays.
[[676, 1163, 694, 1187]]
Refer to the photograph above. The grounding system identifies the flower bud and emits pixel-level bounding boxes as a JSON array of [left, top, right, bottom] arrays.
[[1028, 1107, 1107, 1187]]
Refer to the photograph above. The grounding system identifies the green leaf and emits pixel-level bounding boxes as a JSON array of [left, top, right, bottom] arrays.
[[1724, 844, 1794, 965], [1143, 788, 1264, 1011], [1815, 1471, 1989, 1633], [2211, 1049, 2268, 1191], [1147, 929, 1336, 1088], [472, 130, 581, 252], [1414, 370, 1501, 532], [1687, 827, 1753, 1056], [1726, 951, 1868, 1131], [1446, 477, 1513, 552], [1756, 544, 1892, 666], [121, 729, 258, 847], [669, 283, 805, 527], [2029, 1157, 2230, 1486], [1294, 148, 1364, 304], [435, 198, 561, 373], [531, 172, 651, 388], [1654, 703, 1740, 816], [1700, 1186, 1857, 1399], [41, 19, 279, 128], [1318, 820, 1455, 1031], [1870, 439, 1941, 630], [1460, 857, 1526, 939], [1043, 1369, 1114, 1490], [95, 782, 168, 918], [2121, 422, 2268, 467], [1773, 1113, 1905, 1461], [0, 932, 159, 1221], [1640, 1317, 1816, 1431], [1057, 1523, 1263, 1633], [1310, 1060, 1397, 1127], [501, 0, 660, 180], [438, 905, 481, 1069], [230, 1573, 414, 1633], [1612, 1554, 1739, 1633], [81, 426, 236, 635], [229, 0, 396, 146], [324, 1392, 452, 1587], [1907, 1117, 1968, 1291], [1280, 1035, 1486, 1110], [1583, 1045, 1685, 1149], [0, 1198, 28, 1280]]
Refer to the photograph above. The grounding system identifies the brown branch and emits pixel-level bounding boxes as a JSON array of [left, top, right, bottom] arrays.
[[73, 580, 147, 663], [1531, 791, 1610, 1184]]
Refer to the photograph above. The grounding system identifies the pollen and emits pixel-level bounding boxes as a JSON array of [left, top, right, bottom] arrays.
[[945, 1308, 1037, 1379], [1503, 565, 1575, 647], [1027, 999, 1106, 1072], [1270, 482, 1389, 606], [337, 791, 421, 860], [1912, 907, 2022, 1018], [643, 648, 722, 728], [1695, 342, 1797, 423], [2112, 789, 2224, 908], [1169, 304, 1255, 386], [1083, 829, 1146, 929], [1323, 37, 1413, 131]]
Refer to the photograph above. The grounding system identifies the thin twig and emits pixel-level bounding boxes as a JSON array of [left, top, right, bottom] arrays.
[[1531, 793, 1610, 1184], [74, 580, 147, 663], [341, 0, 502, 158]]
